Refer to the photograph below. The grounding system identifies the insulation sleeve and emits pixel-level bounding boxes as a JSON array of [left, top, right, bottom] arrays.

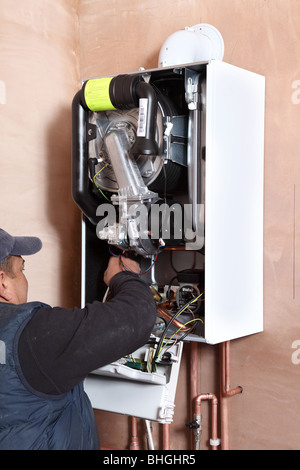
[[82, 77, 116, 112]]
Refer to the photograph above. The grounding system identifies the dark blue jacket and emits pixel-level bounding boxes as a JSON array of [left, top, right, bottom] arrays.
[[0, 301, 100, 450]]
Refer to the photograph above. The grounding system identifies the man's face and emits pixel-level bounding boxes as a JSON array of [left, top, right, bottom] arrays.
[[0, 256, 28, 304]]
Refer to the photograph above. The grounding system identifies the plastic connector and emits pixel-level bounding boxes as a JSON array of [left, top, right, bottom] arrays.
[[210, 437, 221, 447], [185, 420, 200, 430]]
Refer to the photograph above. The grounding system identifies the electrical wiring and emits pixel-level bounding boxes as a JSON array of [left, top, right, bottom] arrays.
[[104, 245, 160, 339], [93, 164, 110, 201], [120, 249, 159, 276], [108, 246, 120, 257], [157, 304, 202, 357], [164, 291, 203, 334], [166, 275, 178, 305], [108, 243, 161, 276], [102, 286, 110, 303], [152, 292, 204, 370], [158, 317, 203, 358]]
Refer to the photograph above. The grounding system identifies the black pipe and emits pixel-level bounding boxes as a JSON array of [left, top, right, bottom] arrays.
[[72, 74, 159, 225], [130, 80, 159, 157], [109, 74, 159, 156], [71, 90, 100, 225], [108, 74, 140, 110], [81, 74, 159, 157]]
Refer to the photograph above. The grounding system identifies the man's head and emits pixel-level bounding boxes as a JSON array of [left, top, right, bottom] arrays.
[[0, 228, 42, 304]]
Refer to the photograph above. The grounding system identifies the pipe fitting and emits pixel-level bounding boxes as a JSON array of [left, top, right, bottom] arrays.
[[82, 74, 159, 157]]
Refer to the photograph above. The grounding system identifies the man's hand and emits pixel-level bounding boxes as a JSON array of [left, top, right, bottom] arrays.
[[104, 255, 140, 286]]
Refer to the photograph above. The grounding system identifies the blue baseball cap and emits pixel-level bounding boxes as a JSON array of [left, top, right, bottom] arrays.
[[0, 228, 42, 265]]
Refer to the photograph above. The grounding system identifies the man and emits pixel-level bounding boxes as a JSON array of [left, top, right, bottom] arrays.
[[0, 228, 156, 450]]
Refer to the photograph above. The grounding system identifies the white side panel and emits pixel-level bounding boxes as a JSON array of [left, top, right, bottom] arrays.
[[204, 60, 265, 344]]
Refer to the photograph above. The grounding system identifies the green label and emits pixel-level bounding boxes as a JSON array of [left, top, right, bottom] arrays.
[[84, 77, 116, 111]]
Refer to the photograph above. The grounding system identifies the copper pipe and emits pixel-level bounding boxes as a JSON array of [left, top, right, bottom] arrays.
[[194, 393, 219, 450], [163, 246, 187, 251], [190, 342, 199, 399], [130, 416, 140, 450], [190, 342, 199, 449], [162, 423, 170, 450], [222, 341, 243, 397], [219, 364, 229, 450], [164, 246, 205, 254], [157, 302, 190, 331], [220, 341, 243, 450]]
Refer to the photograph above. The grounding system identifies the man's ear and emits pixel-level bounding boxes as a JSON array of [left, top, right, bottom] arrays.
[[0, 271, 12, 301]]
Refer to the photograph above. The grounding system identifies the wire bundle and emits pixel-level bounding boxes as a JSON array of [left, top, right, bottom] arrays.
[[152, 292, 204, 371]]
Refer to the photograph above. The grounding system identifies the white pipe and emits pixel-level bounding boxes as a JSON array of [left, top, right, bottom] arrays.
[[145, 420, 155, 450]]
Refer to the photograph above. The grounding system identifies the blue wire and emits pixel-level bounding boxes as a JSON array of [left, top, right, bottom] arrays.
[[108, 246, 120, 257], [109, 244, 161, 276]]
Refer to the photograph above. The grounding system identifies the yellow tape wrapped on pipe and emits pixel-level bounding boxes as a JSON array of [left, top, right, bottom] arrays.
[[84, 77, 116, 111]]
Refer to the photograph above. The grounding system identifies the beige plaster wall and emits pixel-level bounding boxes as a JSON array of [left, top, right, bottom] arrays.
[[1, 0, 300, 451], [79, 0, 300, 450], [0, 0, 81, 307]]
